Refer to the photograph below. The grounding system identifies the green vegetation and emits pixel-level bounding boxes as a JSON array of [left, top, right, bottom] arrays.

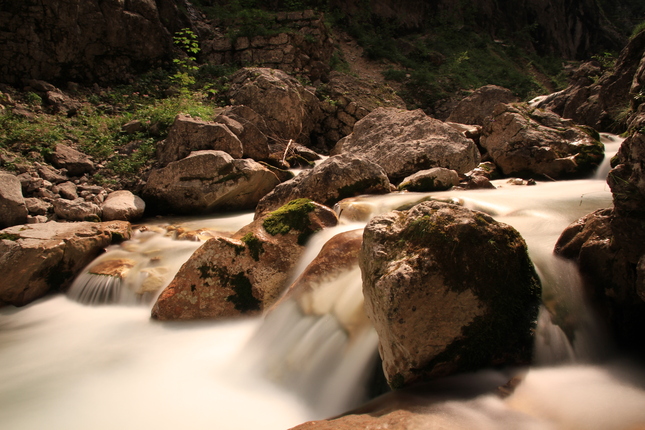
[[241, 232, 265, 261], [0, 233, 20, 241], [262, 198, 318, 245]]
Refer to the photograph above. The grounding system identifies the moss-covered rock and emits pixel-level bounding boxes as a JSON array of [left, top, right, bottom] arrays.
[[360, 201, 541, 388]]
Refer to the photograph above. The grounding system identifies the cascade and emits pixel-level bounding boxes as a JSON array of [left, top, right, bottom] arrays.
[[1, 149, 645, 429]]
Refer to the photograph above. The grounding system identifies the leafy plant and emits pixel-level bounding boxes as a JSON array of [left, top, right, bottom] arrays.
[[171, 28, 200, 90]]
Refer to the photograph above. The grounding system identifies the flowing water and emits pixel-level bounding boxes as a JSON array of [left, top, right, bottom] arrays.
[[2, 137, 645, 429]]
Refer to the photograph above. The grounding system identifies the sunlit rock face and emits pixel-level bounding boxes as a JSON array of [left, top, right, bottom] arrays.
[[143, 150, 281, 215], [151, 200, 338, 320], [332, 107, 480, 183], [480, 103, 604, 179], [226, 67, 323, 146], [360, 201, 541, 389], [0, 220, 131, 306]]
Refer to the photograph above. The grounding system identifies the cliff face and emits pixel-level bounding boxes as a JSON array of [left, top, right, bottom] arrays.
[[330, 0, 633, 60], [0, 0, 193, 85]]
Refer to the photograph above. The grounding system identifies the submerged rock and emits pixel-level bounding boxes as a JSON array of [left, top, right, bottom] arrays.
[[360, 201, 541, 389], [332, 107, 480, 183], [151, 199, 338, 320], [0, 220, 131, 306]]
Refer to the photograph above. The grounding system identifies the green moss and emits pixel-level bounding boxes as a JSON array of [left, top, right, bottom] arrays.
[[389, 373, 405, 390], [241, 232, 264, 261], [0, 233, 20, 241], [263, 198, 317, 245]]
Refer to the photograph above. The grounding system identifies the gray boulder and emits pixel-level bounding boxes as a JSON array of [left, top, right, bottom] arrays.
[[143, 150, 280, 215], [215, 106, 271, 161], [226, 67, 322, 145], [101, 190, 146, 221], [480, 103, 605, 179], [332, 107, 480, 183], [360, 201, 541, 388], [0, 173, 28, 228], [398, 167, 459, 192], [0, 220, 131, 306], [53, 198, 102, 221], [254, 153, 391, 218], [447, 85, 518, 126], [157, 114, 244, 166]]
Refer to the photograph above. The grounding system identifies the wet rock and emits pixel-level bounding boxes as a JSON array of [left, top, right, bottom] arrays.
[[277, 229, 368, 336], [480, 103, 604, 179], [447, 85, 518, 126], [0, 173, 28, 228], [47, 143, 95, 176], [254, 153, 391, 218], [226, 68, 322, 145], [398, 168, 459, 192], [157, 114, 244, 166], [143, 150, 280, 215], [101, 190, 145, 221], [0, 220, 131, 306], [360, 201, 541, 388], [332, 108, 480, 183], [151, 200, 338, 320], [52, 198, 102, 222]]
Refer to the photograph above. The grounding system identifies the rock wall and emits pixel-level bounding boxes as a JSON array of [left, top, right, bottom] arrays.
[[200, 10, 335, 83], [0, 0, 193, 85]]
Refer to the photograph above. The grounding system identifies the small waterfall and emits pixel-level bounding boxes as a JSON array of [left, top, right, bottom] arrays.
[[594, 133, 624, 180], [67, 231, 203, 305]]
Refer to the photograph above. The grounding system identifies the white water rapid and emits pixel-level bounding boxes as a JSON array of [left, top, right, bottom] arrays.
[[2, 137, 645, 429]]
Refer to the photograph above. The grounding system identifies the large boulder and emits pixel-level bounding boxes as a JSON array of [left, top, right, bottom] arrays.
[[254, 153, 391, 218], [0, 0, 192, 85], [0, 220, 132, 306], [0, 173, 28, 228], [226, 68, 323, 145], [447, 85, 518, 126], [157, 114, 244, 166], [151, 199, 338, 320], [360, 201, 541, 389], [214, 106, 271, 161], [332, 107, 480, 183], [142, 150, 280, 215], [480, 103, 605, 179], [101, 190, 146, 221]]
